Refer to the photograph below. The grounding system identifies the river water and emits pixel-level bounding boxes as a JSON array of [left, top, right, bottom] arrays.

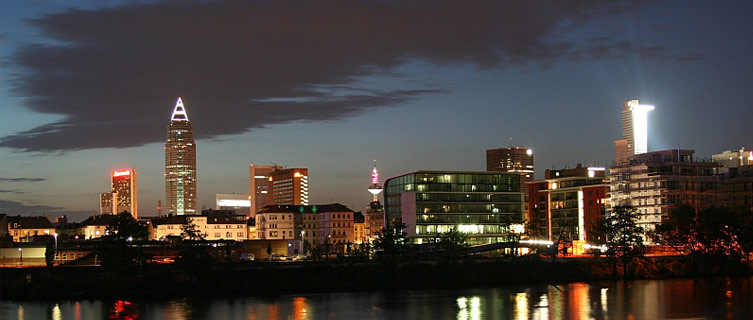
[[2, 277, 752, 319]]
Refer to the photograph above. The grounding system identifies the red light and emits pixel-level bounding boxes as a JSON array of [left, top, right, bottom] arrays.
[[113, 170, 131, 177]]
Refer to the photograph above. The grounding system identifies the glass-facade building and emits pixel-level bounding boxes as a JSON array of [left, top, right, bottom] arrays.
[[384, 171, 524, 245]]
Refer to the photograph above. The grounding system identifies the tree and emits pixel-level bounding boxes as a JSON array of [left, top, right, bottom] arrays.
[[652, 204, 699, 254], [601, 206, 644, 277], [45, 239, 55, 267], [373, 221, 409, 262], [181, 221, 206, 240], [99, 211, 149, 270], [106, 211, 148, 241], [434, 228, 469, 262]]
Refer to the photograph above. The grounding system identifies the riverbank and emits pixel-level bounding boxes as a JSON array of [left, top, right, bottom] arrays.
[[2, 255, 750, 300]]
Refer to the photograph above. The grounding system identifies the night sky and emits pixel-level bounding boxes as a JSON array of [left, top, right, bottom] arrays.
[[1, 0, 752, 221]]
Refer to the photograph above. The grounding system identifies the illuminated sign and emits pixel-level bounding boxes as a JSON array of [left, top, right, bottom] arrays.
[[112, 170, 131, 177], [170, 97, 189, 121], [218, 199, 251, 207]]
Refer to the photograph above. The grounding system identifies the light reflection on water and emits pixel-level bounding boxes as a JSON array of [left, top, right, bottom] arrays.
[[1, 277, 752, 319]]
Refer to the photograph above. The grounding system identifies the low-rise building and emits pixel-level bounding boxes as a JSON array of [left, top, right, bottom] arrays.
[[78, 214, 118, 239], [6, 215, 56, 242], [257, 203, 357, 253]]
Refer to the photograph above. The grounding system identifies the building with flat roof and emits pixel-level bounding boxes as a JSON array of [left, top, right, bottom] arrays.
[[609, 149, 720, 239], [270, 168, 309, 206], [100, 169, 138, 218], [249, 163, 283, 216], [216, 193, 251, 216], [486, 146, 534, 183], [615, 99, 655, 165], [528, 165, 607, 243], [257, 203, 356, 253], [165, 97, 197, 215], [384, 170, 524, 245]]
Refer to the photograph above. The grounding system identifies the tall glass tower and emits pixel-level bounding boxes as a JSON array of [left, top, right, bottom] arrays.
[[165, 97, 197, 215]]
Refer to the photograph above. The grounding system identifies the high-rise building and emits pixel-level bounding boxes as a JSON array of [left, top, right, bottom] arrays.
[[486, 146, 534, 183], [270, 168, 309, 206], [384, 170, 524, 245], [165, 97, 197, 215], [99, 169, 138, 218], [615, 99, 655, 165], [249, 163, 283, 216]]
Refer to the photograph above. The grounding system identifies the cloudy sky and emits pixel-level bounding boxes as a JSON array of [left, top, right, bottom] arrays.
[[1, 0, 751, 221]]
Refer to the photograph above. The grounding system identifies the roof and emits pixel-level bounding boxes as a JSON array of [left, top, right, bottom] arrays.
[[353, 211, 365, 223], [258, 203, 354, 214], [6, 215, 54, 229], [206, 215, 246, 224], [79, 214, 118, 226], [147, 215, 189, 226]]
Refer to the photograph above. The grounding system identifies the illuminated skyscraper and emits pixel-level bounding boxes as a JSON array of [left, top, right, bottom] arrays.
[[615, 99, 655, 165], [249, 163, 283, 216], [486, 146, 534, 183], [269, 168, 309, 205], [100, 169, 138, 218], [165, 97, 197, 215]]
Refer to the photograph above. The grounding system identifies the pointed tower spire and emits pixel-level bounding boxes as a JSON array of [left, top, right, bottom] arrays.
[[171, 97, 189, 121]]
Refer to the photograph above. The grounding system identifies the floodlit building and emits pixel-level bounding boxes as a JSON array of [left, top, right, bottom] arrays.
[[216, 193, 252, 216], [78, 215, 118, 240], [270, 168, 309, 206], [165, 97, 197, 215], [384, 171, 524, 245], [527, 164, 607, 243], [100, 169, 138, 218], [609, 149, 720, 238], [615, 99, 655, 165], [486, 146, 534, 183], [249, 163, 283, 216]]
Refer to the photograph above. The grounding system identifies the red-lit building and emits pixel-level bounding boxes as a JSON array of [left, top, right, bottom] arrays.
[[527, 164, 607, 243], [100, 169, 138, 218]]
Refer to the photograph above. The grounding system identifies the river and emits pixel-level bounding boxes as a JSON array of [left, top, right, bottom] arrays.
[[2, 277, 751, 319]]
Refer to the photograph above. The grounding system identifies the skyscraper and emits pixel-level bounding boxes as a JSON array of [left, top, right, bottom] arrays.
[[486, 146, 534, 183], [269, 168, 309, 205], [615, 99, 655, 165], [165, 97, 197, 215], [99, 169, 138, 218], [249, 163, 283, 216]]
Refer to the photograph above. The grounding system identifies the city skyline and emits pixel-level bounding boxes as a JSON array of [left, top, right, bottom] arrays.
[[1, 1, 752, 221]]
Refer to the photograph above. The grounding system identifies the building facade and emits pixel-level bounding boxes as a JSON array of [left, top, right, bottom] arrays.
[[165, 97, 197, 215], [249, 163, 283, 216], [216, 193, 252, 216], [615, 99, 655, 165], [384, 171, 524, 245], [100, 169, 138, 218], [486, 146, 534, 183], [609, 149, 720, 238], [270, 168, 309, 206], [6, 216, 55, 242], [527, 165, 607, 243], [257, 204, 357, 253]]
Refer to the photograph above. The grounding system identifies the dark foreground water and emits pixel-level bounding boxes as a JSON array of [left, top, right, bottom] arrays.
[[2, 277, 752, 319]]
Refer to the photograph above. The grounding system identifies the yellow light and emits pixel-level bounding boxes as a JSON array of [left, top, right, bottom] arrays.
[[294, 172, 302, 178]]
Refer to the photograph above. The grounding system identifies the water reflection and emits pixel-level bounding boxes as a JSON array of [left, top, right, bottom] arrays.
[[1, 277, 752, 319]]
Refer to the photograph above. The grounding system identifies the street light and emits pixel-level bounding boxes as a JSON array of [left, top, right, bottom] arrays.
[[18, 248, 22, 266]]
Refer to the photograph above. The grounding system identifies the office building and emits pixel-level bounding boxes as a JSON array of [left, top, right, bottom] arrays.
[[165, 97, 197, 215], [216, 193, 252, 216], [615, 99, 655, 165], [99, 169, 138, 218], [486, 146, 534, 183], [249, 163, 283, 216], [270, 168, 309, 205], [609, 149, 720, 239], [528, 164, 607, 243], [384, 170, 524, 245]]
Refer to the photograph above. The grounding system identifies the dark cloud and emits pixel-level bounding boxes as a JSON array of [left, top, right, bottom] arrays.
[[0, 199, 63, 213], [0, 177, 46, 182], [3, 0, 683, 151], [0, 189, 27, 194]]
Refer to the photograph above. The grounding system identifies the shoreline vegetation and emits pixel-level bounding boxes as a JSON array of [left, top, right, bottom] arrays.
[[2, 254, 750, 300]]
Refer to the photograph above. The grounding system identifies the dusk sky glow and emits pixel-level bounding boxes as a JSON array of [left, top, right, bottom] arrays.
[[1, 0, 752, 221]]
